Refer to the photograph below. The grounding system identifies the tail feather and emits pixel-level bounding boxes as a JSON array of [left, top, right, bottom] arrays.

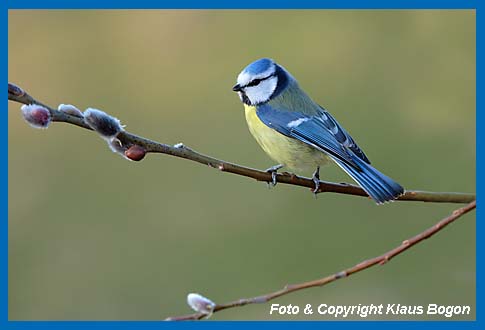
[[333, 153, 404, 204]]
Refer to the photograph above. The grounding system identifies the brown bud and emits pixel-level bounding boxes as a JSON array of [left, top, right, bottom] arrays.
[[124, 145, 146, 161]]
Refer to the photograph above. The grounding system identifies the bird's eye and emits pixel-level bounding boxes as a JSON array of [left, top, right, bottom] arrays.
[[247, 78, 262, 87], [245, 73, 276, 88]]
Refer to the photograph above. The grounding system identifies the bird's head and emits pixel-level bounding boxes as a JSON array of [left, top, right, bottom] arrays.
[[232, 58, 292, 106]]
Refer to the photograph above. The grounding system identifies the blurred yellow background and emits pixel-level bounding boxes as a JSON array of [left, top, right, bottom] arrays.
[[8, 10, 475, 320]]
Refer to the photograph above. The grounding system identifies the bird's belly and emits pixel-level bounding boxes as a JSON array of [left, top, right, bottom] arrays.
[[244, 105, 330, 174]]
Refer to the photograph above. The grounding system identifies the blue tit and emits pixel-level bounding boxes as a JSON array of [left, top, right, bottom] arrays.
[[232, 58, 404, 204]]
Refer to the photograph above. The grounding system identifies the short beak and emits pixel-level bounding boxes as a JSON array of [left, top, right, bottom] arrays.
[[232, 84, 242, 92]]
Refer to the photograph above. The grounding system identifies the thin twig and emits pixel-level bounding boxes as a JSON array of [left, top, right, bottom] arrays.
[[8, 82, 475, 204], [165, 200, 476, 321]]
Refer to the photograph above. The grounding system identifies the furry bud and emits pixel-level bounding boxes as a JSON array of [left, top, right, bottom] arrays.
[[187, 293, 216, 315], [58, 104, 83, 118], [21, 104, 51, 129], [107, 137, 127, 154], [83, 108, 123, 139]]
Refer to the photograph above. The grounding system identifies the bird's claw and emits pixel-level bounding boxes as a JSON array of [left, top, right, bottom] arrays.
[[312, 166, 321, 197], [265, 164, 284, 187]]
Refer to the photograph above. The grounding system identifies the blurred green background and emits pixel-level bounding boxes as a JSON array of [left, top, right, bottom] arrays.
[[8, 10, 475, 320]]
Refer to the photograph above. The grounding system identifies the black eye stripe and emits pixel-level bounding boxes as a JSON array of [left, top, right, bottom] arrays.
[[246, 78, 262, 87], [244, 73, 276, 88]]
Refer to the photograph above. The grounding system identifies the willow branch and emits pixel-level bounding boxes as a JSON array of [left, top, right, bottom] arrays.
[[166, 200, 476, 321], [8, 82, 475, 204]]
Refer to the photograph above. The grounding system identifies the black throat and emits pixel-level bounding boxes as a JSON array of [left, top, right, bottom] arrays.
[[241, 92, 251, 105]]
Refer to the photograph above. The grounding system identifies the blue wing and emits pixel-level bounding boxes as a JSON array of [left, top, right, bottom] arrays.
[[255, 104, 404, 203], [256, 104, 368, 169]]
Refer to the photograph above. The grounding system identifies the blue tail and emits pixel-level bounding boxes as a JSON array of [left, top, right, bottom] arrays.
[[334, 153, 404, 204]]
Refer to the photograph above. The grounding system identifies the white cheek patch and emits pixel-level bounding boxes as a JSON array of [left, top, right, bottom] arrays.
[[287, 117, 309, 128], [244, 76, 277, 105]]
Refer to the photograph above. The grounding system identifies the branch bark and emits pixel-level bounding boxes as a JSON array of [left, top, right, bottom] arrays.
[[166, 200, 476, 321], [8, 82, 475, 204]]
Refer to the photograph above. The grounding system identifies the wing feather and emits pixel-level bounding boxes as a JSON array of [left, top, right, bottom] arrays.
[[256, 104, 368, 170], [255, 103, 404, 203]]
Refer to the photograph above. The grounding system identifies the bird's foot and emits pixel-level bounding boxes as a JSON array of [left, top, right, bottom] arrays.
[[265, 164, 284, 187], [312, 166, 321, 197]]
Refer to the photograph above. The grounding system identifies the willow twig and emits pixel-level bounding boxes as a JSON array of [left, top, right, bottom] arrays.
[[8, 82, 475, 204], [165, 200, 476, 320]]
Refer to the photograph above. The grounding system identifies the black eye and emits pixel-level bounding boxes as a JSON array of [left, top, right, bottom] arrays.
[[244, 73, 277, 88], [247, 78, 262, 87]]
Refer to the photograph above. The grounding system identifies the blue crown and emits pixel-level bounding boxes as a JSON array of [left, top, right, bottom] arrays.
[[243, 58, 274, 75]]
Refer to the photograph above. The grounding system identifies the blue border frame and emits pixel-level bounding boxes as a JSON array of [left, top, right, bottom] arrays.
[[3, 0, 480, 10], [4, 0, 480, 329]]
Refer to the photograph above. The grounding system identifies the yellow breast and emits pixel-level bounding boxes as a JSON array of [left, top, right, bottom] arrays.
[[244, 105, 330, 174]]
